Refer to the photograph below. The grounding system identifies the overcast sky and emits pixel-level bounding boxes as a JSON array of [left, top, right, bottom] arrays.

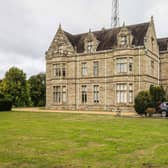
[[0, 0, 168, 79]]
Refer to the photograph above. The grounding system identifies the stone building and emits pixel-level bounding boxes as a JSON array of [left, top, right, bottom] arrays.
[[45, 17, 168, 112]]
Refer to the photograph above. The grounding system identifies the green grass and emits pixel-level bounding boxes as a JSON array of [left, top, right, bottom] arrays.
[[0, 112, 168, 168]]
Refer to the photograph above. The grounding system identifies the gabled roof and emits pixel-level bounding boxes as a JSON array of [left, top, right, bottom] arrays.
[[64, 22, 150, 53], [157, 38, 168, 52]]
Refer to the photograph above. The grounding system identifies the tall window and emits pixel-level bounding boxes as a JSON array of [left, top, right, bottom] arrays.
[[53, 86, 61, 103], [62, 86, 67, 103], [93, 85, 99, 103], [129, 58, 133, 72], [116, 84, 127, 104], [82, 85, 87, 103], [53, 86, 67, 104], [116, 83, 133, 104], [128, 84, 133, 104], [62, 64, 66, 77], [93, 62, 99, 77], [53, 63, 66, 78], [117, 58, 127, 73], [82, 63, 87, 76], [116, 57, 133, 73]]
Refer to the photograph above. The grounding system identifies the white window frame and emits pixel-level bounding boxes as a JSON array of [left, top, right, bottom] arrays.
[[82, 63, 87, 76], [93, 85, 99, 103]]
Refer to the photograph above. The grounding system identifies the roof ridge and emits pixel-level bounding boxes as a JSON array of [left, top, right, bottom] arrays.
[[64, 22, 150, 37]]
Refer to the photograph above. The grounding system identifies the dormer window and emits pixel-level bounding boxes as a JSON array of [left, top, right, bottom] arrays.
[[87, 41, 93, 53], [84, 30, 99, 53], [117, 23, 133, 48], [121, 36, 127, 46]]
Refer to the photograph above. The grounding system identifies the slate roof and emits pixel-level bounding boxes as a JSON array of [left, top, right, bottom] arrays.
[[157, 38, 168, 52], [64, 22, 150, 53]]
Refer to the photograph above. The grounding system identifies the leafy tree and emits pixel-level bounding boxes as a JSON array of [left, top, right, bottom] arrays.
[[134, 85, 166, 116], [0, 67, 30, 107], [28, 73, 46, 107], [134, 91, 152, 116], [149, 85, 166, 109]]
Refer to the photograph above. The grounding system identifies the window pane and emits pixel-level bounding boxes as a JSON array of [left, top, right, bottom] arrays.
[[116, 58, 127, 73], [82, 85, 87, 103], [82, 63, 87, 76], [93, 85, 99, 103], [94, 62, 99, 76]]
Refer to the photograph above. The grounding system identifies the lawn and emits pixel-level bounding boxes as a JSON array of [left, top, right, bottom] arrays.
[[0, 112, 168, 168]]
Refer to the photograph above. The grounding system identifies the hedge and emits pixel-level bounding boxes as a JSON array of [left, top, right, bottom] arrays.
[[0, 99, 12, 111]]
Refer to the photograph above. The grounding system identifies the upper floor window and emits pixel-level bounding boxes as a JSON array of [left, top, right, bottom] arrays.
[[117, 58, 127, 73], [116, 57, 133, 74], [129, 58, 133, 72], [82, 63, 87, 76], [53, 64, 61, 77], [53, 63, 66, 78], [93, 61, 99, 77], [62, 64, 66, 77], [82, 85, 87, 103]]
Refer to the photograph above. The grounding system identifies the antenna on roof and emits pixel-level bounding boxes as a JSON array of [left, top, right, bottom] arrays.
[[111, 0, 120, 28]]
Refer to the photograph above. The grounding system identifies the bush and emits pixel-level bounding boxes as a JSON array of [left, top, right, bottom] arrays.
[[134, 91, 152, 116], [0, 92, 4, 99], [0, 99, 12, 111]]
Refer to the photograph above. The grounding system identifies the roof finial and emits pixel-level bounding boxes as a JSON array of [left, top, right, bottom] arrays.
[[151, 16, 154, 23], [122, 21, 126, 27], [59, 23, 62, 29], [89, 28, 91, 33]]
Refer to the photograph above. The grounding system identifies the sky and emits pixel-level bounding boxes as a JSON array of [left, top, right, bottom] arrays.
[[0, 0, 168, 79]]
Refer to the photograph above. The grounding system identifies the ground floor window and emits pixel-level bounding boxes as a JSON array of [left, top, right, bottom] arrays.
[[116, 83, 133, 104], [53, 86, 67, 104], [82, 85, 87, 103], [93, 85, 99, 103]]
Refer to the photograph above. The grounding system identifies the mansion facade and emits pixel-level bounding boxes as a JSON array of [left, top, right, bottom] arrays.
[[45, 17, 168, 112]]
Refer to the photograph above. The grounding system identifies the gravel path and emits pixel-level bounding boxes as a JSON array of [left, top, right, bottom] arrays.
[[13, 107, 139, 117]]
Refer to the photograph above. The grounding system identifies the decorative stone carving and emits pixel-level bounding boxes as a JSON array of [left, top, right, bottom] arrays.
[[46, 24, 75, 59], [117, 22, 133, 48], [84, 29, 99, 53]]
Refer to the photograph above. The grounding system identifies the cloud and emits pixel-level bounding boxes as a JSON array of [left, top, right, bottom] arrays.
[[0, 0, 167, 79]]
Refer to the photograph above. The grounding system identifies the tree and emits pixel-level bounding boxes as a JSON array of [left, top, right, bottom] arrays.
[[0, 67, 30, 107], [134, 91, 152, 116], [149, 85, 166, 108], [28, 73, 46, 107], [134, 85, 166, 116]]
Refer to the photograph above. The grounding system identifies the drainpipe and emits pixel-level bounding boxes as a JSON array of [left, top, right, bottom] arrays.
[[138, 47, 141, 92]]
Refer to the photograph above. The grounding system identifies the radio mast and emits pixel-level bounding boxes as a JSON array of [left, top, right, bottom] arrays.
[[111, 0, 120, 28]]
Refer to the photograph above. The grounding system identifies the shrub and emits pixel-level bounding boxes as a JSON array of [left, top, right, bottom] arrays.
[[0, 99, 12, 111], [134, 91, 152, 116]]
